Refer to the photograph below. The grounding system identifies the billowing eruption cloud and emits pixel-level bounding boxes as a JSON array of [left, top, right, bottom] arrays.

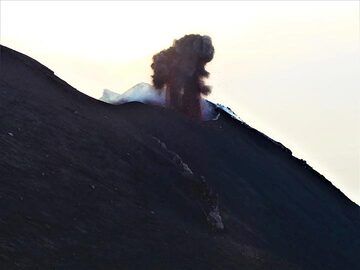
[[151, 34, 214, 120]]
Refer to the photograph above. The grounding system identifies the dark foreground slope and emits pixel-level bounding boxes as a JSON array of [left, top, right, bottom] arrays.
[[0, 45, 359, 270]]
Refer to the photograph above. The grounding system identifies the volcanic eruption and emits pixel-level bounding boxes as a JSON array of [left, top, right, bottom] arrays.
[[151, 34, 214, 120], [1, 44, 360, 270]]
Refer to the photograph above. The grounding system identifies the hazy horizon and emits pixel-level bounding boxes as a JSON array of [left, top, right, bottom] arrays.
[[1, 1, 359, 204]]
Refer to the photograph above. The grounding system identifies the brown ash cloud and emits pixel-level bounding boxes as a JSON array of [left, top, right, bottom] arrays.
[[151, 34, 214, 120]]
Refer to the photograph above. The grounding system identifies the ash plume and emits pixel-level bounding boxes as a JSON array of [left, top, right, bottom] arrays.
[[151, 34, 214, 119]]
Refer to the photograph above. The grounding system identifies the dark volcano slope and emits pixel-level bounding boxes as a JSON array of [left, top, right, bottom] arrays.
[[1, 45, 359, 270]]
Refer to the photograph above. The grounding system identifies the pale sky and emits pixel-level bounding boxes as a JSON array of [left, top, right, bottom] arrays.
[[1, 1, 359, 204]]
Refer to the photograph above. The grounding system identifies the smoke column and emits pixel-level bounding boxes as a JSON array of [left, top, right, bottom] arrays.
[[151, 34, 214, 120]]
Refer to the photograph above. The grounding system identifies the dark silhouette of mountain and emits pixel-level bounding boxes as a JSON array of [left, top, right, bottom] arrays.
[[0, 45, 359, 270]]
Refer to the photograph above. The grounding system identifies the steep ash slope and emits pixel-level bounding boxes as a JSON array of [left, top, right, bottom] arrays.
[[0, 45, 359, 270]]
